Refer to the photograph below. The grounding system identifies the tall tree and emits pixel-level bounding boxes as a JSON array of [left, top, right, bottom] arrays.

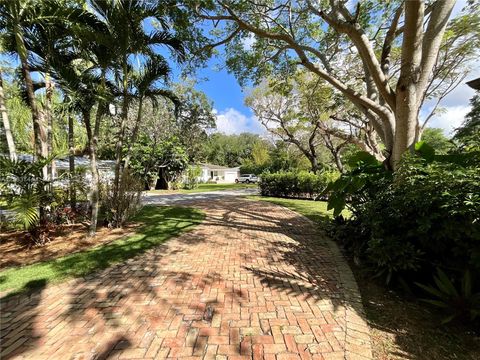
[[89, 0, 185, 203], [122, 55, 177, 174], [191, 0, 479, 169], [0, 0, 46, 164], [0, 69, 17, 160]]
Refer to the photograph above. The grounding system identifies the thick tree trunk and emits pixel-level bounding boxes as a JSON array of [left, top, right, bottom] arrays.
[[309, 156, 319, 174], [332, 151, 344, 173], [392, 1, 424, 168], [68, 113, 76, 211], [0, 71, 17, 161], [84, 109, 100, 236]]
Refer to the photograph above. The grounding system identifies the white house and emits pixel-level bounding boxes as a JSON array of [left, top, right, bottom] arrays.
[[197, 163, 240, 183]]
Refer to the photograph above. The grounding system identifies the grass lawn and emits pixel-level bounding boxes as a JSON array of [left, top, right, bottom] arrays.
[[246, 196, 334, 224], [250, 195, 480, 360], [0, 205, 204, 297], [150, 183, 258, 194]]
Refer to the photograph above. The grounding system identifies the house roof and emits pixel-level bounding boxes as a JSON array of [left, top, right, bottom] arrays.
[[466, 77, 480, 90], [16, 154, 115, 170], [198, 163, 240, 171]]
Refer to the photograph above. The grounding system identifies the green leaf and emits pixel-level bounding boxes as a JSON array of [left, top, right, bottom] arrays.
[[416, 282, 445, 298], [347, 151, 380, 168], [435, 268, 459, 297], [415, 141, 435, 162]]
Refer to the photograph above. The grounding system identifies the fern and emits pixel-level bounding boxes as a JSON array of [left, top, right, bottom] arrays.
[[10, 193, 40, 230]]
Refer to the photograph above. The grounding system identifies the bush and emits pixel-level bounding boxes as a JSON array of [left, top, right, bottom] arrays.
[[100, 170, 143, 228], [259, 171, 339, 199], [183, 165, 202, 189], [327, 149, 480, 322]]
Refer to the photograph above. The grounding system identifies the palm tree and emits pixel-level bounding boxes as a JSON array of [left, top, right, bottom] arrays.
[[89, 0, 185, 201], [0, 68, 17, 161], [122, 55, 179, 174], [46, 52, 105, 235], [0, 0, 46, 163]]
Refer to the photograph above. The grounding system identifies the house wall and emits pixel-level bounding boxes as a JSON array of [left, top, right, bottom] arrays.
[[224, 171, 238, 183], [196, 167, 239, 183]]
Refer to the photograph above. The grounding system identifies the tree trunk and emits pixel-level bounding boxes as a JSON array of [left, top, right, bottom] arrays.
[[14, 27, 45, 162], [309, 156, 319, 174], [332, 150, 344, 173], [45, 73, 55, 180], [16, 31, 49, 221], [113, 62, 129, 203], [122, 98, 143, 176], [68, 113, 76, 211], [83, 109, 100, 236], [392, 1, 425, 168], [0, 70, 17, 161]]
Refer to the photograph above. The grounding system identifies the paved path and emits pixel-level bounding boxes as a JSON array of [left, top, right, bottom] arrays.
[[143, 189, 259, 206], [0, 197, 372, 360]]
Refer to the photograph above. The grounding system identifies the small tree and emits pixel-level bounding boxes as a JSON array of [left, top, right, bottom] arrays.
[[183, 165, 202, 189]]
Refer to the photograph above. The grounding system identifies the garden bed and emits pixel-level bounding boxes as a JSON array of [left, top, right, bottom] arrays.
[[0, 223, 139, 269], [0, 206, 204, 296]]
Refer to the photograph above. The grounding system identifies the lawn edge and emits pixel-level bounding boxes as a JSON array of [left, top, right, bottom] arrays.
[[0, 205, 205, 298]]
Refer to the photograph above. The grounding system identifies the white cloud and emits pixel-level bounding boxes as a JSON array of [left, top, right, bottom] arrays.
[[213, 108, 265, 135], [241, 33, 256, 50], [428, 105, 470, 136]]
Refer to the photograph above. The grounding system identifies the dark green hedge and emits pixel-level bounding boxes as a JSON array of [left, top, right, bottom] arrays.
[[259, 171, 338, 199]]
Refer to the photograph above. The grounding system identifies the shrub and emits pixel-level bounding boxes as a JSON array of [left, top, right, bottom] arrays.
[[100, 170, 143, 228], [259, 171, 338, 199], [0, 156, 54, 244], [327, 148, 480, 322], [183, 165, 202, 189]]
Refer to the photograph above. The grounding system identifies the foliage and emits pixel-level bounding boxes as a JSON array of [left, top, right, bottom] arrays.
[[202, 132, 266, 167], [421, 128, 453, 155], [260, 171, 339, 200], [454, 91, 480, 151], [0, 206, 204, 295], [417, 269, 480, 324], [183, 165, 202, 189], [128, 135, 188, 190], [100, 170, 143, 228], [326, 140, 480, 322], [0, 156, 53, 242]]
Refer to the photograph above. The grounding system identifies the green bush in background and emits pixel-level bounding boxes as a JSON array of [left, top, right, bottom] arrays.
[[259, 170, 339, 199]]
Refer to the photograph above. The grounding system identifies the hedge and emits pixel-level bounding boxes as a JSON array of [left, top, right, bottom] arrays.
[[259, 171, 339, 199]]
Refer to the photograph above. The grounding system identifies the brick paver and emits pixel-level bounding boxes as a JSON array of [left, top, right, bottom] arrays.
[[0, 198, 372, 359]]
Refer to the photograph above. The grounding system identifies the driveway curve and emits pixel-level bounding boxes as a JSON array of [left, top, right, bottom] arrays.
[[1, 196, 372, 360]]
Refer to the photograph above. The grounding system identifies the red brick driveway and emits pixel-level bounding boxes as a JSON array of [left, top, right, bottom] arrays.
[[0, 198, 372, 359]]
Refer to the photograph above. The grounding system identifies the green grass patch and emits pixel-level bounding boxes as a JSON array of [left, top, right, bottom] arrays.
[[151, 183, 258, 194], [0, 205, 204, 296], [246, 196, 347, 223]]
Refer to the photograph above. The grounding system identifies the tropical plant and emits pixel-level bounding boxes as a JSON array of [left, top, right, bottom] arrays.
[[0, 156, 54, 243], [417, 269, 480, 324], [183, 165, 202, 190]]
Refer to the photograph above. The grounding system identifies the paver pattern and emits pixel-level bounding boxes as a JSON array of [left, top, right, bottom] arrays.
[[0, 198, 372, 360]]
